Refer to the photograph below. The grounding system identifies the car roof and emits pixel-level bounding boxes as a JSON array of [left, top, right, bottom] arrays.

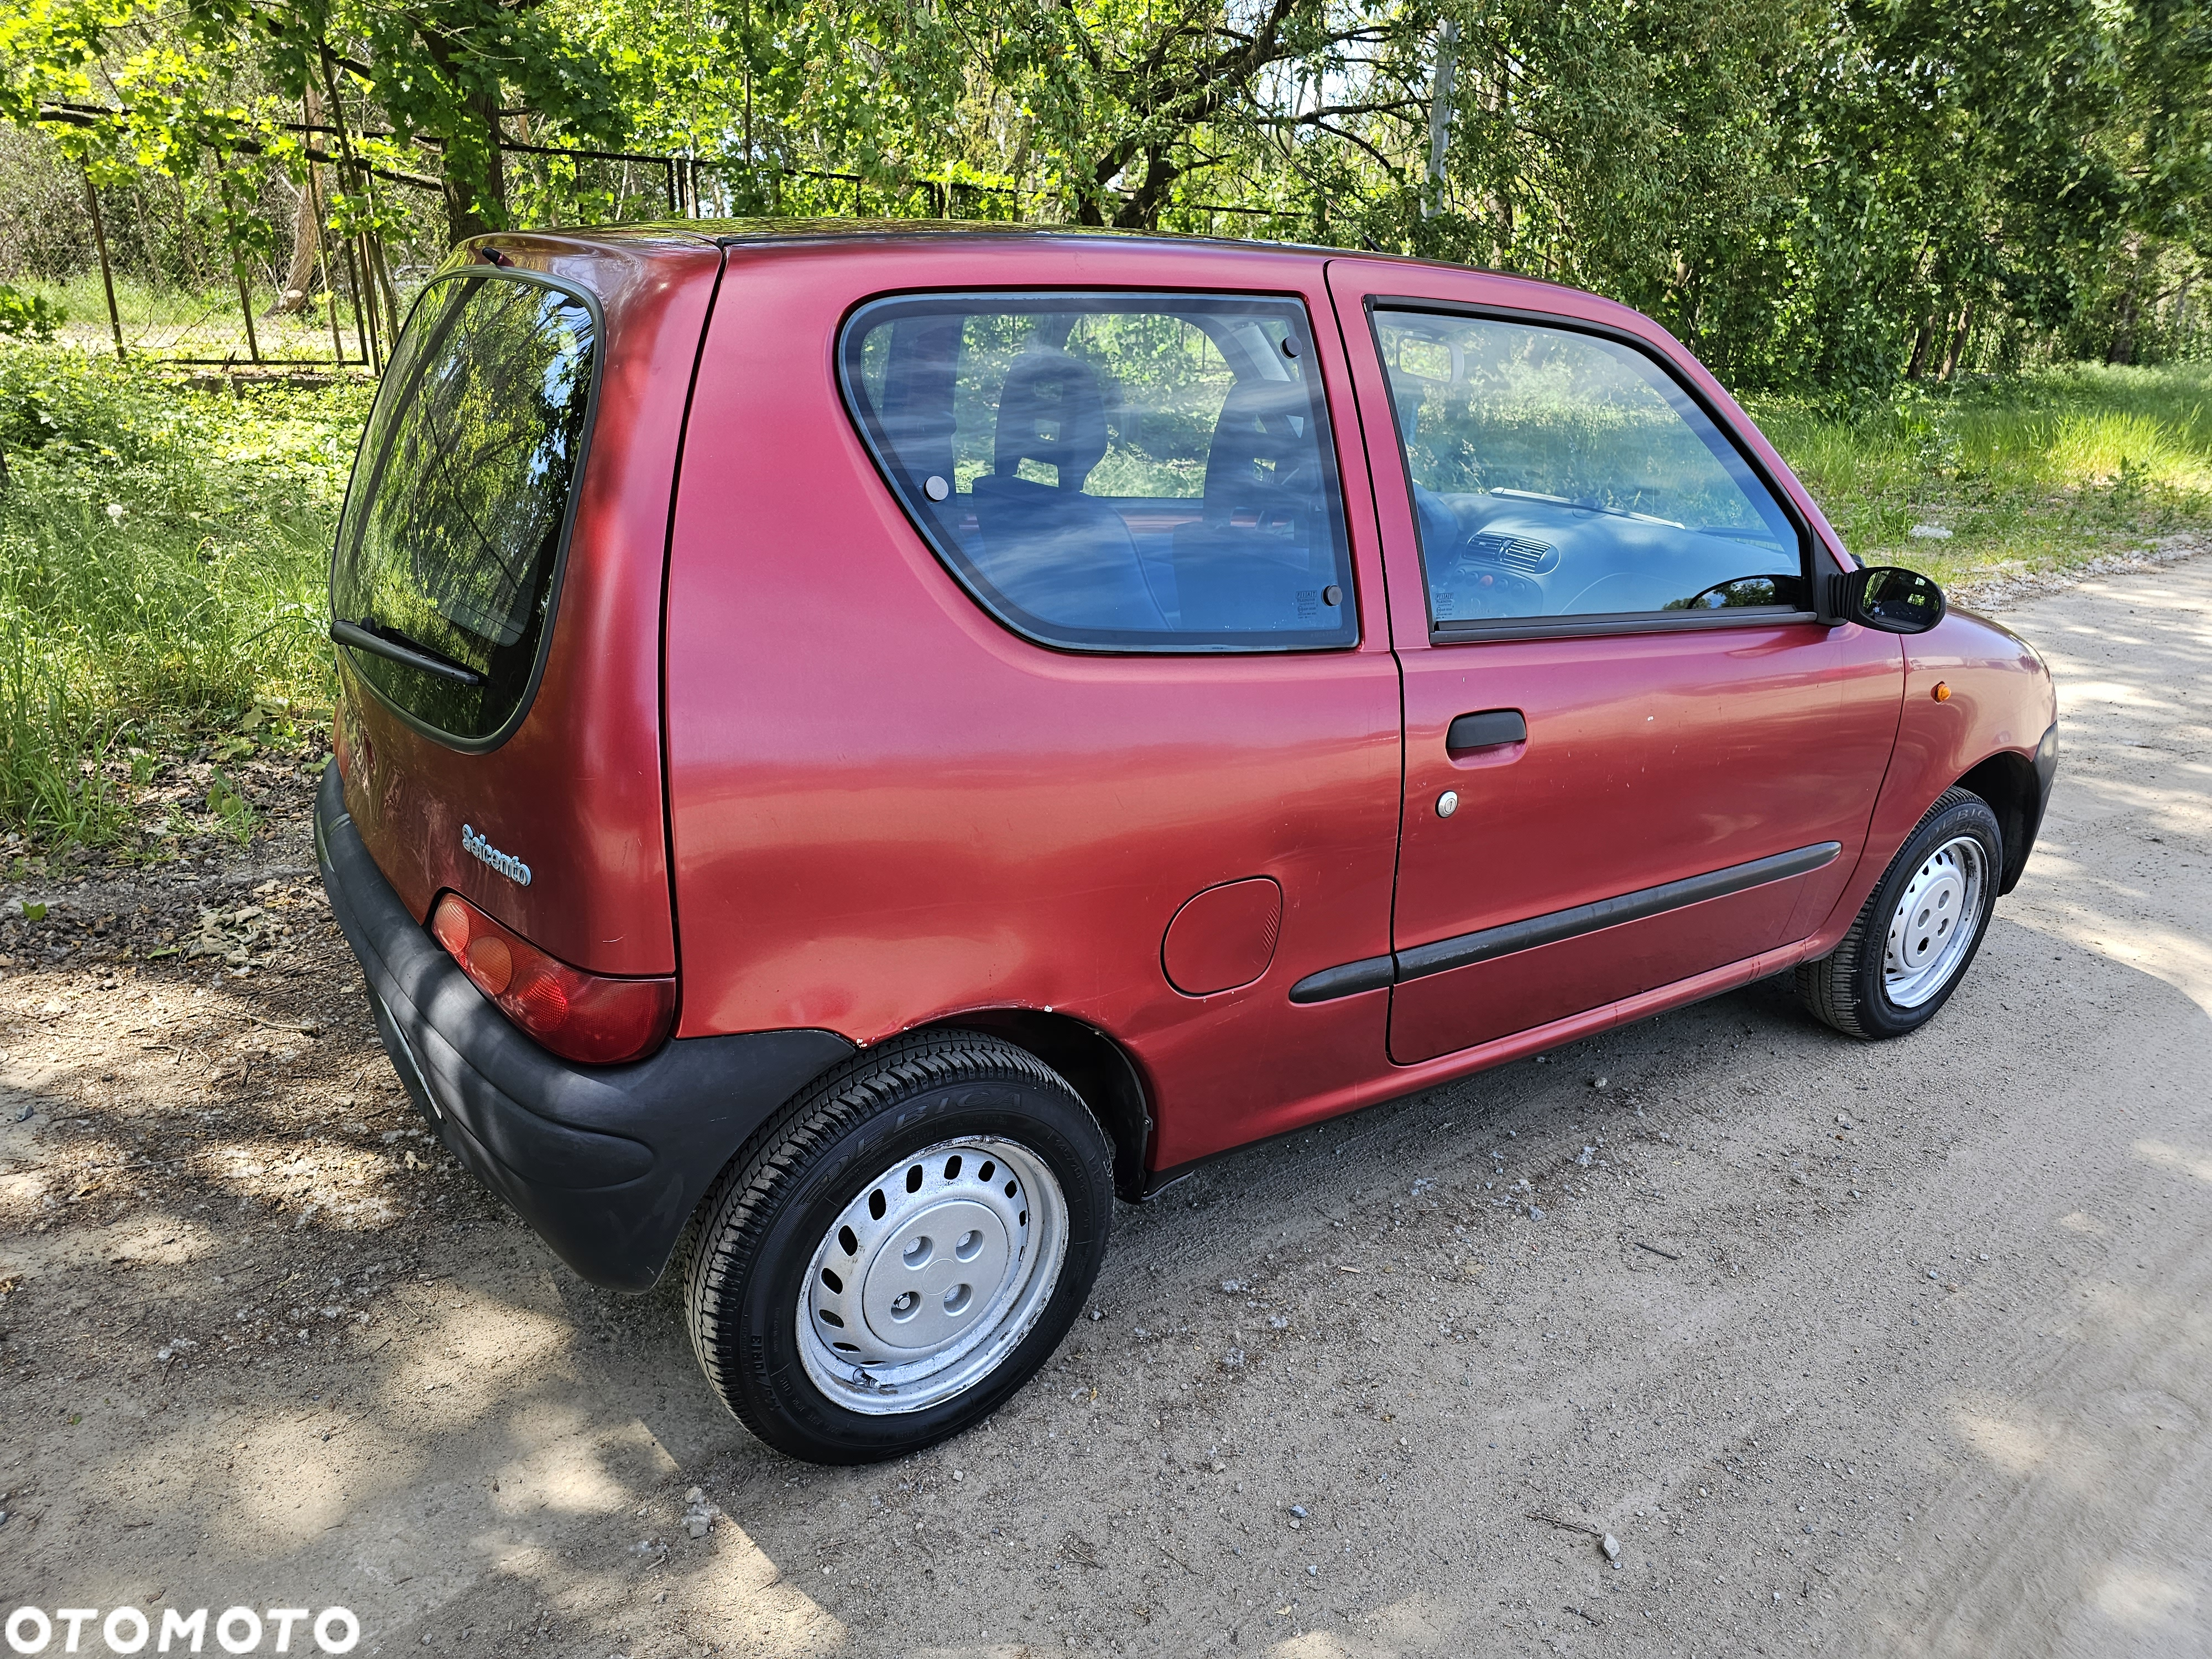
[[476, 217, 1590, 295]]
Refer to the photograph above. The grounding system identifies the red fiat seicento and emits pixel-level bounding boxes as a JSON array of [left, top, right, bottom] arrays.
[[317, 222, 2057, 1463]]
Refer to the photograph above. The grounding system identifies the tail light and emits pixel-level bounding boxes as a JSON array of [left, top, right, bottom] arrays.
[[430, 892, 675, 1066]]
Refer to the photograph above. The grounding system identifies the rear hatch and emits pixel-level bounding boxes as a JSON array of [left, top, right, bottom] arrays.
[[328, 234, 723, 1040]]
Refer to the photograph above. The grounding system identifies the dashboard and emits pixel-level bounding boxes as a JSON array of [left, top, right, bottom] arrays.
[[1416, 487, 1806, 624]]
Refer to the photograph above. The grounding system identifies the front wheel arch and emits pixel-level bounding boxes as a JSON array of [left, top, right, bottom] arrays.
[[1955, 750, 2039, 894]]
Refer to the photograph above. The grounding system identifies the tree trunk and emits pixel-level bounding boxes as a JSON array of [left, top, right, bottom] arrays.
[[1117, 145, 1180, 229], [2107, 238, 2147, 365], [1939, 303, 1974, 380], [419, 26, 509, 246], [1904, 309, 1936, 380], [266, 187, 319, 316], [441, 91, 508, 245], [1424, 20, 1459, 218], [268, 90, 325, 315], [1484, 46, 1513, 258]]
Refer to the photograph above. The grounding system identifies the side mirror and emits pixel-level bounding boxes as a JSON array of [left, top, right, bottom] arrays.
[[1838, 565, 1947, 634]]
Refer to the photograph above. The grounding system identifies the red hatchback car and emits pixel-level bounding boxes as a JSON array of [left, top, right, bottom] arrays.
[[317, 222, 2058, 1463]]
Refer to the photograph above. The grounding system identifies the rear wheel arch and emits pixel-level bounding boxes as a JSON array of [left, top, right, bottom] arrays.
[[662, 1010, 1149, 1298], [1955, 750, 2037, 893], [914, 1010, 1152, 1201]]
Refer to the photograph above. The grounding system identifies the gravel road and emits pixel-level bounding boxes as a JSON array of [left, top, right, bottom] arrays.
[[2, 555, 2206, 1658]]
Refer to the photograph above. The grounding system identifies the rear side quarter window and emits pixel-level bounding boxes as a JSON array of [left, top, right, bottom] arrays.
[[840, 292, 1357, 653], [331, 269, 599, 743]]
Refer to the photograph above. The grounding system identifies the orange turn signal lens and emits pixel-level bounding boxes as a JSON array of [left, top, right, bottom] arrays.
[[430, 892, 675, 1066], [1932, 681, 1952, 702]]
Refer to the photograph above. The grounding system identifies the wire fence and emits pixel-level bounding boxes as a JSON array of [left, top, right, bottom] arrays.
[[24, 120, 1317, 380], [35, 121, 699, 378]]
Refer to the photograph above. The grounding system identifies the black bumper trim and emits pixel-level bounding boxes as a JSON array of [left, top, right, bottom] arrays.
[[314, 762, 854, 1290]]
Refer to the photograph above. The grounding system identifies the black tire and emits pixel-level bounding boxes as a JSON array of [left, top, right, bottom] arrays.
[[1797, 786, 2002, 1039], [684, 1029, 1113, 1464]]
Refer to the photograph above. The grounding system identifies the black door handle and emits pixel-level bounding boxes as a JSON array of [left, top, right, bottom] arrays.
[[1446, 708, 1527, 753]]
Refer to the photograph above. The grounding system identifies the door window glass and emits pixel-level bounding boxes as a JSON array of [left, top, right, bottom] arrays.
[[842, 294, 1355, 651], [1373, 311, 1801, 627]]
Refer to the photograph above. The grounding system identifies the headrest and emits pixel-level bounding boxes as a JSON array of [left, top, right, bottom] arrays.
[[1202, 377, 1315, 507], [994, 347, 1110, 490]]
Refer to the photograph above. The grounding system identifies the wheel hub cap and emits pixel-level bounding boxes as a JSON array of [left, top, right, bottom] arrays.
[[797, 1136, 1068, 1416], [1884, 833, 1986, 1009], [859, 1198, 1010, 1352]]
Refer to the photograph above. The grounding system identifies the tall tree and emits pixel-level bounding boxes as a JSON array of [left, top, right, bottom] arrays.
[[212, 0, 632, 243]]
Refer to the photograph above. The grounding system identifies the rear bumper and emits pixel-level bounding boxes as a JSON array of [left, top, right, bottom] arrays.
[[314, 763, 853, 1290]]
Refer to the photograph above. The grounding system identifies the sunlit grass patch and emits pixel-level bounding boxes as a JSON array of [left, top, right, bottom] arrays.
[[1751, 364, 2212, 583], [24, 272, 356, 361]]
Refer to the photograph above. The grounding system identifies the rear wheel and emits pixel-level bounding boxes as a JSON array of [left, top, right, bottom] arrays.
[[1797, 787, 2001, 1039], [685, 1030, 1113, 1463]]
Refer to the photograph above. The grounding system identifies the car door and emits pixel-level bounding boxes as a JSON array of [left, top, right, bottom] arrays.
[[1324, 263, 1906, 1065]]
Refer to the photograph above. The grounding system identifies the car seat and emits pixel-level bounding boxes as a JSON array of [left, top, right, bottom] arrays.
[[1171, 377, 1332, 632], [968, 347, 1167, 634]]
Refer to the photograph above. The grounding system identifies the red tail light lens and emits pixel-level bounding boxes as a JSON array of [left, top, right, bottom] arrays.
[[430, 893, 675, 1066]]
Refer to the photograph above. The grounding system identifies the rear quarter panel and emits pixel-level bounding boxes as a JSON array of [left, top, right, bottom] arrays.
[[661, 236, 1406, 1172]]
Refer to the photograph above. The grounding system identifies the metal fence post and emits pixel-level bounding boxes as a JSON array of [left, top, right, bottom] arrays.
[[80, 164, 125, 361]]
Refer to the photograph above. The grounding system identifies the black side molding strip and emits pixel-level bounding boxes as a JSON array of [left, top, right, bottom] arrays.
[[1287, 953, 1396, 1005], [1395, 841, 1841, 980], [1289, 841, 1843, 1005]]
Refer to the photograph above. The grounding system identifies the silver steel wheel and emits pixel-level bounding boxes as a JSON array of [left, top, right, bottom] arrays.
[[796, 1136, 1069, 1416], [1884, 833, 1987, 1008]]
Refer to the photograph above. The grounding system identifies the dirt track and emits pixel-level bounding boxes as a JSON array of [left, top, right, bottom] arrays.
[[2, 556, 2208, 1658]]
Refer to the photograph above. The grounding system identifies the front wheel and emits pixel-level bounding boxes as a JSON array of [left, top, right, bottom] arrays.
[[1797, 787, 2002, 1040], [684, 1030, 1114, 1464]]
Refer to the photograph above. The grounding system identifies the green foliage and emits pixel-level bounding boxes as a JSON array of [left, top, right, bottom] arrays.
[[3, 0, 2209, 390], [0, 340, 364, 846], [0, 281, 61, 339], [2, 0, 627, 267], [207, 0, 631, 243], [544, 0, 2211, 390], [0, 0, 317, 276]]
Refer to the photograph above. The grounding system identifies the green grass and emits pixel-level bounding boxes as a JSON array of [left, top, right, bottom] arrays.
[[0, 341, 370, 849], [0, 337, 2204, 853], [26, 272, 365, 361], [1749, 362, 2212, 590]]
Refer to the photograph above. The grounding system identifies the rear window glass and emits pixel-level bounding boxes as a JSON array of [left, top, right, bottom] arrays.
[[839, 293, 1356, 653], [330, 270, 598, 740]]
